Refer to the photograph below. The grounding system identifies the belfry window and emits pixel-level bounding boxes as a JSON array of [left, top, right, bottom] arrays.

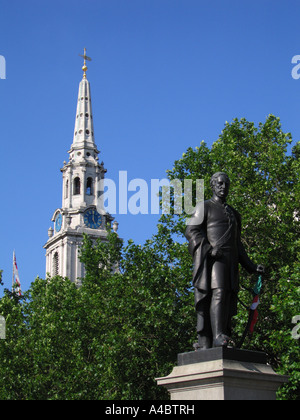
[[86, 177, 93, 195], [74, 177, 81, 195], [65, 180, 69, 199]]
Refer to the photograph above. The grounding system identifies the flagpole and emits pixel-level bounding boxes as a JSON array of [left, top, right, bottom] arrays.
[[12, 250, 15, 292]]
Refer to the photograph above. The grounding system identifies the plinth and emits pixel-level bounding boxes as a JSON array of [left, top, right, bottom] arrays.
[[156, 348, 288, 400]]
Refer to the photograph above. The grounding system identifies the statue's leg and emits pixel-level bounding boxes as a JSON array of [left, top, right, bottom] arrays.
[[195, 291, 212, 349], [210, 288, 230, 348], [224, 291, 236, 338]]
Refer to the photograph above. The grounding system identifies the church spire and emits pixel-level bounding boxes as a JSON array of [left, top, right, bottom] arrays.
[[69, 49, 99, 159]]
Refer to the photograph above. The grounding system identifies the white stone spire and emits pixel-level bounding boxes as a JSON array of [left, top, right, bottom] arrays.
[[69, 76, 99, 160], [69, 49, 99, 160]]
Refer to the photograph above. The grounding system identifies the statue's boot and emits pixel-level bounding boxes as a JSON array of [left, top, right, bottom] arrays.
[[213, 334, 230, 348], [195, 303, 212, 350], [194, 334, 212, 350]]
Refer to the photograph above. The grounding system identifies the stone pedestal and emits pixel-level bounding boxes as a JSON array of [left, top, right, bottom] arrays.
[[156, 348, 288, 400]]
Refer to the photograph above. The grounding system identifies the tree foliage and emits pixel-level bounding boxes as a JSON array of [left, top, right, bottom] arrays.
[[0, 231, 194, 400], [79, 230, 194, 399]]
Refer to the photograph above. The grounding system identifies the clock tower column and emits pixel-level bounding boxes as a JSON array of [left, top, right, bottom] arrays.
[[44, 51, 115, 284]]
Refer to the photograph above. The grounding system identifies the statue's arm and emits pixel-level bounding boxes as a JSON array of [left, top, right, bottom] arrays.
[[185, 202, 209, 256]]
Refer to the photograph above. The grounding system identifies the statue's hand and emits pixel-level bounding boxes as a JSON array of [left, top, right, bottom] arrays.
[[256, 264, 265, 274], [211, 247, 223, 259]]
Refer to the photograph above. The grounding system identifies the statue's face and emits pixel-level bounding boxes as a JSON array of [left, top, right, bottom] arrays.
[[213, 175, 230, 200]]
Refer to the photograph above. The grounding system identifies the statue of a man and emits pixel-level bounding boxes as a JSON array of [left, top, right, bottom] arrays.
[[185, 172, 264, 349]]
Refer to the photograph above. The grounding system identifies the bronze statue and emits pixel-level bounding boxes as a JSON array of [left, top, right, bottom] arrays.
[[185, 172, 264, 349]]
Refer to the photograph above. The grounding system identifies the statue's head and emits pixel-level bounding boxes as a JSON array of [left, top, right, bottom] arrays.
[[210, 172, 230, 201]]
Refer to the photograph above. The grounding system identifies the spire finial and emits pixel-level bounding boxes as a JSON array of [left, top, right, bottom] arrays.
[[79, 48, 92, 79]]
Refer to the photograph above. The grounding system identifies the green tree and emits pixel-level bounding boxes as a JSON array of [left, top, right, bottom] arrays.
[[0, 231, 194, 400], [0, 277, 84, 399], [79, 230, 194, 399]]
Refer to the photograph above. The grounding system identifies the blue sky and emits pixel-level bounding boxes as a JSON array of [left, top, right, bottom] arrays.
[[0, 0, 299, 292]]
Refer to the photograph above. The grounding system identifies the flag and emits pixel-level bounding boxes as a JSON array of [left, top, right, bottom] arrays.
[[238, 275, 263, 348], [13, 251, 22, 296], [249, 295, 260, 334], [248, 275, 263, 335]]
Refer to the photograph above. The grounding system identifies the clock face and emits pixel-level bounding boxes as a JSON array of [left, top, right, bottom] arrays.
[[84, 209, 102, 229], [55, 213, 62, 232]]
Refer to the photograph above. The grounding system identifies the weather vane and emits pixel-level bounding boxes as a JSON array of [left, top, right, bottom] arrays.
[[79, 48, 92, 78]]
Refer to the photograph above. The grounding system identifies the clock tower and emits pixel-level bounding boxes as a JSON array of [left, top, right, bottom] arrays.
[[44, 51, 116, 284]]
